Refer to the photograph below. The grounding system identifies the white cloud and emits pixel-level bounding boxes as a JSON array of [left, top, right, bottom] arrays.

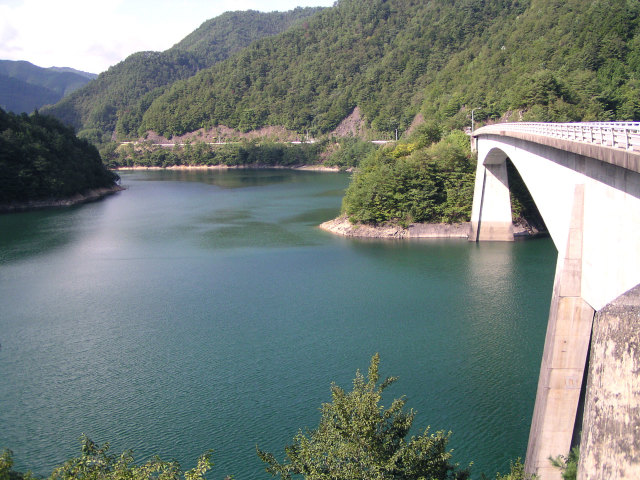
[[0, 0, 335, 73]]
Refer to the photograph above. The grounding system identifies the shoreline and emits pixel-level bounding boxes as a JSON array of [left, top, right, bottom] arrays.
[[0, 185, 125, 213], [319, 216, 472, 239], [114, 164, 347, 172], [320, 216, 548, 239]]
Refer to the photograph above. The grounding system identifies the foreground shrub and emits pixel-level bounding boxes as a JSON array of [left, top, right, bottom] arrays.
[[257, 353, 470, 480]]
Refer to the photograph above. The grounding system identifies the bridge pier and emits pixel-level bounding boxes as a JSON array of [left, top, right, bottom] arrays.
[[525, 185, 594, 480], [469, 154, 514, 241]]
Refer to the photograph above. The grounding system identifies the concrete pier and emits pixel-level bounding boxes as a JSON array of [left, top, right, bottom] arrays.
[[525, 185, 595, 480], [469, 160, 514, 241]]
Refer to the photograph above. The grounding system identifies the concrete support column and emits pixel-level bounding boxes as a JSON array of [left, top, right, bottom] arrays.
[[577, 284, 640, 480], [525, 185, 595, 480], [469, 161, 514, 241]]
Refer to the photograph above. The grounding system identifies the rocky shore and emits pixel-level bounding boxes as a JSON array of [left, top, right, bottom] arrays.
[[0, 185, 124, 213], [319, 216, 471, 239], [320, 216, 547, 239]]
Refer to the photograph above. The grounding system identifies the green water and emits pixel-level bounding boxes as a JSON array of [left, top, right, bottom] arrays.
[[0, 169, 556, 478]]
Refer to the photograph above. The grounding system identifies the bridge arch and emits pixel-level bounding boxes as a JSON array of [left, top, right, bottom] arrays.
[[471, 132, 640, 311]]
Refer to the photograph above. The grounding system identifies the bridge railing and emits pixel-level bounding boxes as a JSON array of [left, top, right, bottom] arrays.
[[475, 122, 640, 152]]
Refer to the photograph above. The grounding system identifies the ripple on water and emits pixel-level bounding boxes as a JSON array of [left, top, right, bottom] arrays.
[[0, 171, 555, 479]]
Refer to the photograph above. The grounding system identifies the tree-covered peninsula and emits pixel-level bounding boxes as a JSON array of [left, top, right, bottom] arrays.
[[341, 128, 474, 226], [0, 108, 119, 210]]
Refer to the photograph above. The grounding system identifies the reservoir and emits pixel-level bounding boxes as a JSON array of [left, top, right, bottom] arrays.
[[0, 169, 556, 478]]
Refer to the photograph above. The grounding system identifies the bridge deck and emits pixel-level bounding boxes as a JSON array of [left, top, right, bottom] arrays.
[[473, 123, 640, 173]]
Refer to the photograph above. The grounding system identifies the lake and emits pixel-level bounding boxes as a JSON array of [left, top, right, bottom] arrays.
[[0, 169, 556, 478]]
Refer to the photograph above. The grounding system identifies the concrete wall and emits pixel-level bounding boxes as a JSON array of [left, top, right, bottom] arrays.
[[578, 284, 640, 480]]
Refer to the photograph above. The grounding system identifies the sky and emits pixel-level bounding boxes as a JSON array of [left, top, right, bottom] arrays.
[[0, 0, 336, 74]]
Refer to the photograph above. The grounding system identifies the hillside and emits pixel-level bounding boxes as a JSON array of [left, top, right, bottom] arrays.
[[0, 108, 119, 207], [0, 60, 96, 113], [41, 8, 324, 145], [137, 0, 639, 139], [0, 74, 60, 114]]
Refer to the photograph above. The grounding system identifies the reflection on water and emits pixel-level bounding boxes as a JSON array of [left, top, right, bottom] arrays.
[[0, 170, 556, 479], [128, 168, 318, 189], [0, 204, 105, 264]]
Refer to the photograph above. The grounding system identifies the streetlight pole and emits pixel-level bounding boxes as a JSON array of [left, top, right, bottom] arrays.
[[471, 108, 478, 133]]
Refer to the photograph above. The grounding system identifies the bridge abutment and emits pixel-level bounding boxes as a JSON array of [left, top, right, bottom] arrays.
[[577, 284, 640, 480]]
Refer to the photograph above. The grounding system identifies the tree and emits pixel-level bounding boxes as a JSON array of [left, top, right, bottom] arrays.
[[48, 435, 212, 480], [492, 459, 532, 480], [257, 353, 470, 480], [549, 447, 579, 480], [0, 449, 35, 480], [0, 449, 14, 480]]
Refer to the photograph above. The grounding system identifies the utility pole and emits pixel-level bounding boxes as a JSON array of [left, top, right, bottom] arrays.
[[471, 108, 478, 133]]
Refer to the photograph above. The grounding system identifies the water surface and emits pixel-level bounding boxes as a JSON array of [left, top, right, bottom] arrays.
[[0, 169, 556, 478]]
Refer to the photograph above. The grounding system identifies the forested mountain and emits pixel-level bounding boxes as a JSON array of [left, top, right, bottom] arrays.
[[0, 109, 118, 205], [0, 60, 96, 113], [0, 74, 60, 114], [41, 8, 324, 145], [137, 0, 639, 139], [173, 8, 324, 66]]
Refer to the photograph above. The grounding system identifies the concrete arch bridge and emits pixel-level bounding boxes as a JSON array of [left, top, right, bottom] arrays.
[[471, 122, 640, 480]]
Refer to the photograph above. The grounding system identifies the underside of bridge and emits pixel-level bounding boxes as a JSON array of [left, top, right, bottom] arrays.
[[470, 134, 640, 480], [507, 159, 548, 236]]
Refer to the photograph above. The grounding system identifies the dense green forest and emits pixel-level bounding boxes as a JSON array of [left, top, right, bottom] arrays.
[[0, 108, 118, 204], [341, 127, 476, 225], [34, 0, 640, 226], [41, 8, 323, 146], [137, 0, 640, 139], [0, 60, 95, 114], [42, 0, 640, 147], [139, 0, 519, 138], [38, 0, 640, 143], [106, 140, 327, 169]]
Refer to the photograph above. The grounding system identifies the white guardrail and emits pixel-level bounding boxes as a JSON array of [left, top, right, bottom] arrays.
[[475, 122, 640, 152]]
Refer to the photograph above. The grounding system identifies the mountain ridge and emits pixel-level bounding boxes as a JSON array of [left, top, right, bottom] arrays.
[[41, 7, 325, 145], [0, 60, 96, 113], [40, 0, 640, 151], [139, 0, 640, 139]]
